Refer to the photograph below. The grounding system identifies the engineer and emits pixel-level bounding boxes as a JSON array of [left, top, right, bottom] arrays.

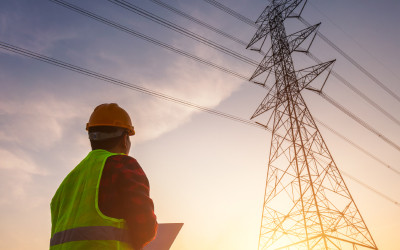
[[50, 103, 158, 249]]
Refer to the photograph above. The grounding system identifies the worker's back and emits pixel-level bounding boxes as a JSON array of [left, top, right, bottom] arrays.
[[50, 149, 132, 250]]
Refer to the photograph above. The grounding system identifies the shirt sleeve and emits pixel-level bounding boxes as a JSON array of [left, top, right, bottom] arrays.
[[105, 155, 158, 249]]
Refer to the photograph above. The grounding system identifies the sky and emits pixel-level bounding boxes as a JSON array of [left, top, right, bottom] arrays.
[[0, 0, 399, 249]]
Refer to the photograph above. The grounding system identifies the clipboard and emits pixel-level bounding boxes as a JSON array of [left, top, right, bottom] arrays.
[[144, 223, 183, 250]]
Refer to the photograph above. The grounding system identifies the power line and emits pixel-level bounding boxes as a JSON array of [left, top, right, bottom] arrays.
[[307, 51, 400, 127], [299, 16, 400, 104], [146, 0, 268, 59], [202, 0, 258, 28], [0, 41, 261, 129], [130, 0, 400, 151], [48, 0, 400, 174], [147, 1, 400, 131], [203, 0, 400, 105], [308, 2, 400, 82], [196, 0, 400, 150], [341, 170, 400, 208], [122, 0, 400, 146], [320, 92, 400, 152], [1, 40, 398, 207], [146, 0, 249, 47], [107, 0, 259, 66], [151, 0, 399, 128], [48, 0, 250, 81], [315, 118, 400, 176], [311, 154, 400, 209]]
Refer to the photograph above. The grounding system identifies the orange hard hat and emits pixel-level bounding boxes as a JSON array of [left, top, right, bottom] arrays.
[[86, 103, 135, 136]]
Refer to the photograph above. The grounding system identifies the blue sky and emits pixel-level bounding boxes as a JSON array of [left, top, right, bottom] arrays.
[[0, 0, 399, 249]]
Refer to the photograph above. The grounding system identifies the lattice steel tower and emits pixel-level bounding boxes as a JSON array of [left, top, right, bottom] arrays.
[[247, 1, 378, 249]]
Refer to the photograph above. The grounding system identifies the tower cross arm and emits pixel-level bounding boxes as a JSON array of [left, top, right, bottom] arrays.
[[246, 24, 271, 49], [249, 48, 274, 81], [277, 0, 307, 20], [287, 22, 321, 52], [295, 60, 335, 91], [250, 84, 278, 119]]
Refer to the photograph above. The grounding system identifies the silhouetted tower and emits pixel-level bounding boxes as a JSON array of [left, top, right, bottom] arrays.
[[247, 1, 378, 249]]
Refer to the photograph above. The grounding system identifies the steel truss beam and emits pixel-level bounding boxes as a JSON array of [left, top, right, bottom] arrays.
[[247, 1, 378, 249]]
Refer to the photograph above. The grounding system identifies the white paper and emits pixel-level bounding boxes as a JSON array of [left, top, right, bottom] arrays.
[[143, 223, 183, 250]]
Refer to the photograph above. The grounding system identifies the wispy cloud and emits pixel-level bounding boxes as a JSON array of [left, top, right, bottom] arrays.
[[0, 92, 81, 149], [0, 148, 44, 207], [124, 53, 243, 142]]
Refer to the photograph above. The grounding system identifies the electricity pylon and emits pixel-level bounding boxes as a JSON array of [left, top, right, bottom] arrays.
[[247, 1, 378, 249]]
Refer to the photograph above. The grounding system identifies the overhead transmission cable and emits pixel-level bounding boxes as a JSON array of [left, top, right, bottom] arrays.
[[122, 1, 400, 151], [1, 40, 399, 207], [48, 0, 249, 81], [320, 92, 400, 152], [146, 0, 249, 47], [0, 41, 260, 129], [149, 0, 400, 127], [107, 0, 259, 66], [309, 2, 400, 82], [49, 0, 400, 172], [340, 170, 400, 207], [202, 0, 258, 28], [307, 52, 400, 127], [202, 0, 400, 104], [299, 17, 400, 104], [314, 118, 400, 176]]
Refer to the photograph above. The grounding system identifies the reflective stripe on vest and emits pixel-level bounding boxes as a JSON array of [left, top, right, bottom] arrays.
[[50, 226, 128, 246]]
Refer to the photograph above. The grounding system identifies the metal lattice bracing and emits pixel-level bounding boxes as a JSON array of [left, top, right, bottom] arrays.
[[248, 1, 378, 249]]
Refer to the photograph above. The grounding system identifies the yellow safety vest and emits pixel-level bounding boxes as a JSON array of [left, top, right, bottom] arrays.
[[50, 149, 133, 249]]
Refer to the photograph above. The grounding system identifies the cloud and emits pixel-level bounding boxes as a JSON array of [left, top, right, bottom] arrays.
[[122, 53, 243, 142], [0, 149, 37, 173], [0, 148, 44, 206], [0, 89, 89, 212], [0, 92, 81, 149], [0, 89, 86, 207]]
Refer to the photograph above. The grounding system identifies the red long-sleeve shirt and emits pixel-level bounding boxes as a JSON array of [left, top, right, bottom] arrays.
[[98, 155, 157, 249]]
